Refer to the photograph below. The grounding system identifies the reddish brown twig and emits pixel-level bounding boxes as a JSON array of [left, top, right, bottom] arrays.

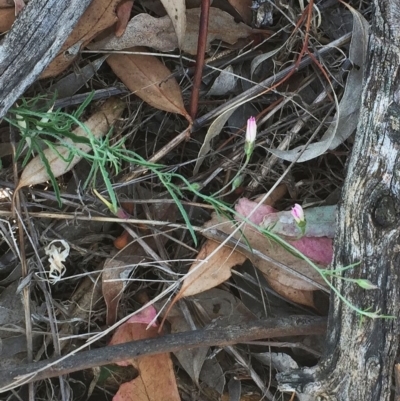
[[189, 0, 211, 119]]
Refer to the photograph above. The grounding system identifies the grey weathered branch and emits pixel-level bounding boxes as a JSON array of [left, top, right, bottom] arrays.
[[277, 2, 400, 400], [0, 316, 326, 392], [0, 0, 93, 119]]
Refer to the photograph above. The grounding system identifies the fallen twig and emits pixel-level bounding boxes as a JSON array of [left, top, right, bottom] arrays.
[[0, 316, 326, 391]]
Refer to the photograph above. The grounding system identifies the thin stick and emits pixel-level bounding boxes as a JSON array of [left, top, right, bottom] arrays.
[[0, 316, 326, 391]]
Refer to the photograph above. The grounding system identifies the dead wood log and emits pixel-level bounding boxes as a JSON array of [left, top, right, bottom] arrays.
[[0, 0, 93, 120], [278, 2, 400, 400]]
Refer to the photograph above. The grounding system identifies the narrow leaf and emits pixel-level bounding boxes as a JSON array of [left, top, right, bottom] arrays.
[[268, 6, 369, 162], [17, 98, 125, 190], [159, 0, 186, 48]]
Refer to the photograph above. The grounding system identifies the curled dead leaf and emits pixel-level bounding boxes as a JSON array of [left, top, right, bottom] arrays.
[[90, 7, 253, 55]]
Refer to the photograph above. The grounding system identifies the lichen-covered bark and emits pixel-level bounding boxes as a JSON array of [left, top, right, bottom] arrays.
[[278, 2, 400, 400], [0, 0, 93, 119]]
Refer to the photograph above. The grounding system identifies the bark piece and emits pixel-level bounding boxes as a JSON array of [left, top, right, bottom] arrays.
[[277, 2, 400, 400], [0, 0, 93, 119]]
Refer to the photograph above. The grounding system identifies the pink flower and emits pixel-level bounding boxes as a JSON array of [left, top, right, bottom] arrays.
[[245, 117, 257, 157], [246, 117, 257, 143], [291, 204, 305, 224]]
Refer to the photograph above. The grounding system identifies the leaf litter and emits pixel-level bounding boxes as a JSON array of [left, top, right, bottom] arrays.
[[0, 0, 372, 400]]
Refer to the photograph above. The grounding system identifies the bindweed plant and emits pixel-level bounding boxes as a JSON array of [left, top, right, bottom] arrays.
[[5, 97, 387, 319]]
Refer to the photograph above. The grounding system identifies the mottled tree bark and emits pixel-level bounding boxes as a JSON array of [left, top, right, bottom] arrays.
[[278, 2, 400, 400], [0, 0, 93, 119]]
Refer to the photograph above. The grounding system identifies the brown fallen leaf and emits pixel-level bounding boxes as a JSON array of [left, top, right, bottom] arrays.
[[115, 0, 134, 37], [107, 47, 192, 121], [178, 239, 246, 299], [0, 0, 13, 8], [214, 214, 327, 303], [173, 186, 311, 301], [228, 0, 252, 25], [42, 0, 121, 78], [16, 98, 125, 190], [0, 8, 15, 32], [265, 279, 315, 308], [173, 206, 328, 307], [90, 7, 253, 55], [110, 306, 180, 401]]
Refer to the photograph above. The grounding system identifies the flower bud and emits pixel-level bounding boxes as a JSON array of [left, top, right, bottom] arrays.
[[291, 204, 305, 224], [356, 279, 379, 290], [291, 204, 306, 235], [244, 116, 257, 157]]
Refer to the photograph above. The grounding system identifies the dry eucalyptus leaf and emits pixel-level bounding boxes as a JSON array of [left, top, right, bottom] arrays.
[[160, 0, 186, 48], [51, 56, 108, 98], [90, 7, 253, 55], [227, 222, 326, 292], [17, 98, 125, 190], [177, 239, 246, 299], [115, 0, 134, 37], [269, 5, 369, 162], [107, 47, 191, 121], [197, 213, 327, 307], [258, 274, 315, 308], [0, 8, 14, 32], [42, 0, 120, 78], [161, 303, 209, 385], [110, 307, 180, 401], [227, 0, 252, 24]]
